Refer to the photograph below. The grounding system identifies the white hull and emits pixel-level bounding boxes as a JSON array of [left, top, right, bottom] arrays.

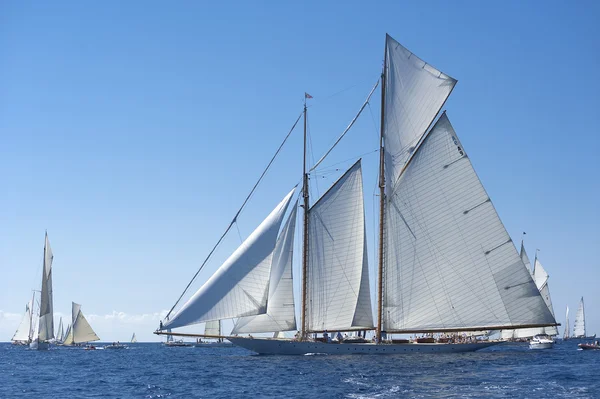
[[29, 340, 49, 351], [529, 341, 553, 350], [228, 337, 500, 355]]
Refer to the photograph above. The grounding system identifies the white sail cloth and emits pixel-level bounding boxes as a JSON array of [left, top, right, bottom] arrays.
[[564, 306, 570, 339], [233, 205, 298, 334], [164, 188, 296, 330], [307, 160, 373, 332], [573, 297, 586, 337], [204, 320, 221, 336], [12, 301, 33, 342], [63, 302, 100, 344], [533, 258, 558, 336], [38, 234, 54, 342], [382, 114, 556, 332], [383, 34, 457, 188]]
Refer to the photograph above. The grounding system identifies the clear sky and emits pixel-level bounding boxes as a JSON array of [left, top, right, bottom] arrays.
[[1, 1, 598, 342]]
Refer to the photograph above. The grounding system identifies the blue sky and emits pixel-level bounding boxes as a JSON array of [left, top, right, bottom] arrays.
[[1, 1, 598, 341]]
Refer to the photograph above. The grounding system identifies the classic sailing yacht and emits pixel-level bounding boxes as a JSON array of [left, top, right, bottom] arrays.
[[157, 34, 558, 355], [573, 297, 596, 339], [11, 297, 34, 345], [30, 233, 55, 350], [563, 306, 570, 340], [62, 302, 100, 347]]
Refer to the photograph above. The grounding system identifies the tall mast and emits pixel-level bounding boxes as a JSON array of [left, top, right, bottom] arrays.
[[301, 96, 309, 339], [376, 36, 387, 343]]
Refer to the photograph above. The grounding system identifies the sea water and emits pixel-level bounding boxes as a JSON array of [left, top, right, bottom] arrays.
[[1, 340, 598, 398]]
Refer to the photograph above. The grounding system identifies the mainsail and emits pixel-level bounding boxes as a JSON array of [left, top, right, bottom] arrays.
[[56, 317, 64, 343], [573, 297, 586, 338], [232, 204, 298, 334], [62, 302, 100, 345], [204, 320, 221, 336], [37, 233, 54, 342], [382, 113, 556, 332], [164, 188, 295, 330], [12, 300, 33, 343], [306, 160, 373, 332]]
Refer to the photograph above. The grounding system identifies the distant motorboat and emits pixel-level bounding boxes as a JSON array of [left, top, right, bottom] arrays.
[[104, 342, 127, 350], [578, 341, 600, 350], [164, 340, 192, 347], [529, 334, 554, 350]]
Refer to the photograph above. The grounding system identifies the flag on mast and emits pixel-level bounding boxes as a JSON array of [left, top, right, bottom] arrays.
[[305, 92, 313, 99]]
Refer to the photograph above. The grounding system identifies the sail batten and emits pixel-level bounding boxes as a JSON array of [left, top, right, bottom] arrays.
[[382, 114, 556, 331], [307, 160, 373, 332], [165, 188, 296, 329]]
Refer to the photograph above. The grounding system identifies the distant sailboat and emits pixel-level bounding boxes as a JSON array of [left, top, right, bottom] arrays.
[[131, 333, 138, 343], [54, 317, 64, 344], [564, 306, 570, 340], [11, 297, 34, 345], [30, 232, 54, 350], [195, 320, 233, 347], [573, 297, 595, 339], [157, 34, 558, 355], [62, 302, 100, 346]]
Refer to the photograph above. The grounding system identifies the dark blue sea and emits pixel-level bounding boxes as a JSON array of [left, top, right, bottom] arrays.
[[1, 340, 598, 398]]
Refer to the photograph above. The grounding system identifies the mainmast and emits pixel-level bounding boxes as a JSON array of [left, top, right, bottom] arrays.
[[301, 95, 310, 339], [376, 37, 387, 343]]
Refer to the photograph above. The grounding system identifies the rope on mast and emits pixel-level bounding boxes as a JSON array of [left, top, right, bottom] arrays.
[[163, 112, 303, 322]]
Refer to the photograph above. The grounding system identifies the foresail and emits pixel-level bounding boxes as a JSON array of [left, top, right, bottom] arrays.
[[62, 324, 73, 345], [233, 205, 298, 334], [383, 34, 457, 188], [307, 160, 373, 332], [520, 242, 532, 276], [564, 306, 570, 339], [38, 233, 54, 341], [382, 114, 556, 332], [533, 259, 557, 335], [12, 302, 32, 342], [164, 188, 296, 330], [573, 297, 585, 337]]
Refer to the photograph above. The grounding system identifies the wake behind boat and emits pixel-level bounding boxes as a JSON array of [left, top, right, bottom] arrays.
[[155, 34, 559, 355]]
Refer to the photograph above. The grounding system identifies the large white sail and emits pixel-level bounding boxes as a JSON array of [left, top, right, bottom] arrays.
[[306, 160, 373, 332], [37, 233, 54, 342], [63, 302, 100, 344], [56, 317, 64, 342], [573, 297, 586, 337], [12, 301, 33, 342], [520, 241, 532, 276], [233, 205, 298, 334], [164, 188, 296, 330], [63, 323, 72, 343], [382, 114, 556, 332], [383, 34, 457, 188]]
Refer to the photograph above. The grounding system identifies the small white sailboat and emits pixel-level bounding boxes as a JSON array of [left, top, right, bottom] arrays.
[[195, 320, 233, 347], [157, 34, 558, 355], [11, 297, 34, 346], [573, 297, 596, 339], [62, 302, 100, 347], [563, 306, 570, 340], [131, 333, 138, 343], [30, 233, 55, 351]]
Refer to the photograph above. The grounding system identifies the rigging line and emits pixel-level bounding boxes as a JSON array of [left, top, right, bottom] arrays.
[[235, 222, 243, 244], [311, 149, 379, 176], [310, 79, 380, 172], [164, 112, 303, 321], [367, 103, 380, 139]]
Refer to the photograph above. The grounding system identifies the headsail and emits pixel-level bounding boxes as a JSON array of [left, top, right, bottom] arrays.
[[573, 297, 586, 337], [306, 160, 373, 332], [564, 306, 570, 339], [56, 317, 64, 342], [383, 34, 457, 188], [520, 241, 532, 276], [233, 204, 298, 334], [382, 113, 556, 332], [164, 188, 296, 330], [12, 301, 33, 343], [532, 258, 557, 336], [37, 233, 54, 342]]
